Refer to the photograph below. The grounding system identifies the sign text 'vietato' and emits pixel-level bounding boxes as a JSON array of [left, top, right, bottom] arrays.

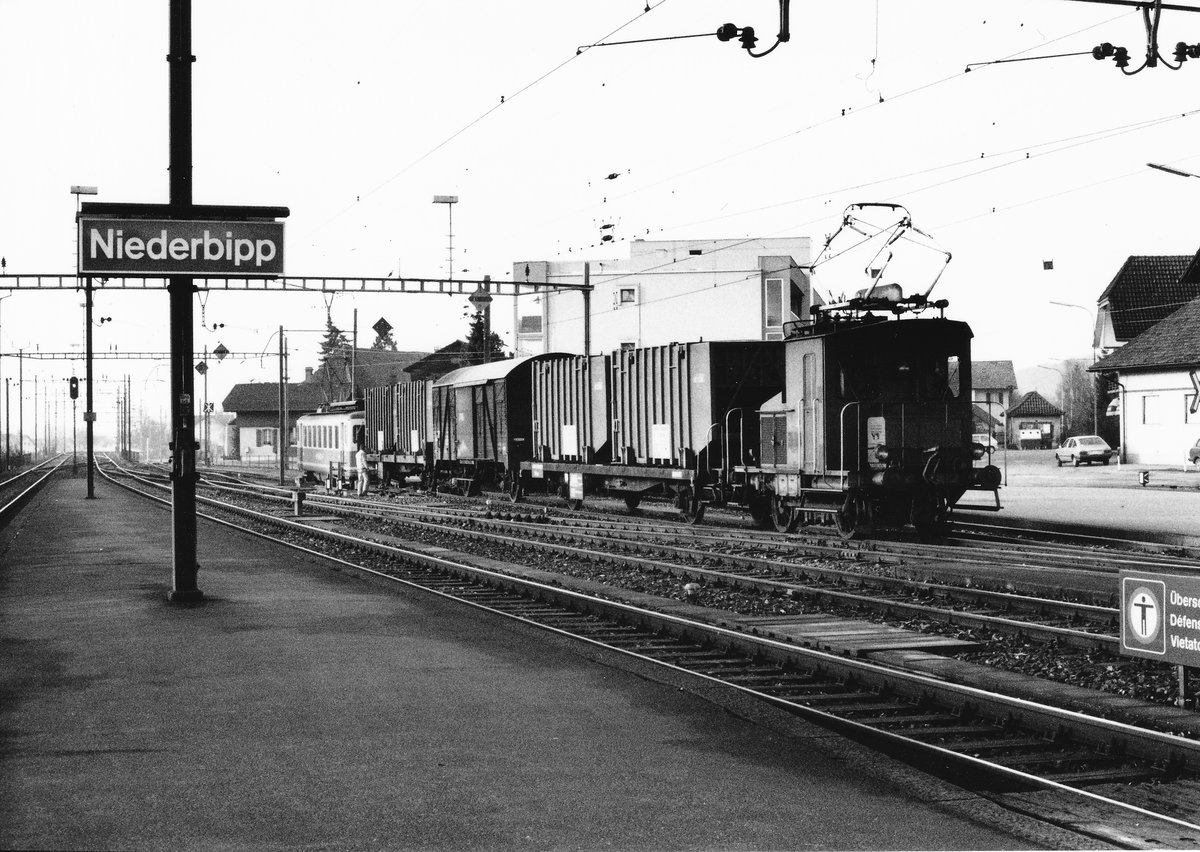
[[78, 217, 285, 276]]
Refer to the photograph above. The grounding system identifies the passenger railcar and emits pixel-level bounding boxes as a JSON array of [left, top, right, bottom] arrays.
[[735, 287, 1000, 539], [296, 404, 365, 486]]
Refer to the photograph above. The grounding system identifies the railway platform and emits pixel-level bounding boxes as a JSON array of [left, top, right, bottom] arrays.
[[0, 475, 1055, 851], [955, 450, 1200, 547]]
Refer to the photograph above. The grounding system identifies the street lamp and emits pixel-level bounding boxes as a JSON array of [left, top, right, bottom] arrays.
[[1049, 301, 1098, 433], [1036, 364, 1075, 451]]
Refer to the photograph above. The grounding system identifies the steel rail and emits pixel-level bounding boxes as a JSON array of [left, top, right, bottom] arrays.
[[97, 459, 1200, 843], [196, 479, 1124, 650], [0, 456, 69, 527]]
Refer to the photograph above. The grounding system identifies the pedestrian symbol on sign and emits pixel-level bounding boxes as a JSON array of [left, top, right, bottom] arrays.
[[1128, 588, 1159, 642]]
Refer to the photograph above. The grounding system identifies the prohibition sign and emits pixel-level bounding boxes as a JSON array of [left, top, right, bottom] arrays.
[[1121, 578, 1166, 656]]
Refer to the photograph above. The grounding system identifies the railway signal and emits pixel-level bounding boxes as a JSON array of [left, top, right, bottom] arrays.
[[69, 376, 79, 399]]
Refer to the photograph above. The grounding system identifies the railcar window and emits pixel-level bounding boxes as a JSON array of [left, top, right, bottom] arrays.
[[946, 355, 961, 398], [838, 352, 880, 400]]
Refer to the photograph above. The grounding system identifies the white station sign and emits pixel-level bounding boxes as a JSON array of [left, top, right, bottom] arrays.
[[78, 217, 284, 277]]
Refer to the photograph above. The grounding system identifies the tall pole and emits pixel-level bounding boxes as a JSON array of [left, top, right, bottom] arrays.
[[4, 377, 9, 469], [167, 0, 201, 602], [33, 376, 38, 460], [85, 277, 95, 497], [278, 325, 286, 485], [482, 277, 492, 363], [0, 294, 8, 470], [18, 349, 23, 463], [203, 356, 209, 466], [582, 263, 592, 358]]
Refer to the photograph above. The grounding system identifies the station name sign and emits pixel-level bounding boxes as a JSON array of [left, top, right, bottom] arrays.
[[78, 217, 284, 276], [1120, 571, 1200, 667]]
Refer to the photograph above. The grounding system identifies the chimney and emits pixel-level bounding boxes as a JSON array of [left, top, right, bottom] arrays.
[[304, 367, 314, 382]]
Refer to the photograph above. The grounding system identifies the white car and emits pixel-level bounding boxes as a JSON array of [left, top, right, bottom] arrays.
[[1055, 435, 1114, 467], [971, 433, 997, 452]]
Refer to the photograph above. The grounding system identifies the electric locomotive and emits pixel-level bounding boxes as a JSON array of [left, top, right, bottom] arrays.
[[734, 285, 1001, 539]]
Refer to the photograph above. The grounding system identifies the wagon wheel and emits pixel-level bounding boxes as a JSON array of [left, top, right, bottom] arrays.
[[747, 494, 772, 529], [677, 487, 706, 525], [835, 494, 871, 540], [623, 494, 642, 512], [770, 495, 800, 533]]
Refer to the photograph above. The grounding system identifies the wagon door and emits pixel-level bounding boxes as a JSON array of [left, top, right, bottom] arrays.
[[801, 350, 824, 472]]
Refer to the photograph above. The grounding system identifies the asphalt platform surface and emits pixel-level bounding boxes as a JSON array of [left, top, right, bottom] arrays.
[[0, 475, 1060, 851], [954, 449, 1200, 545]]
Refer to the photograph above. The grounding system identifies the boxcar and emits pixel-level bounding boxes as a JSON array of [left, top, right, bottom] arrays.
[[364, 380, 435, 486], [432, 355, 564, 494], [519, 340, 783, 519]]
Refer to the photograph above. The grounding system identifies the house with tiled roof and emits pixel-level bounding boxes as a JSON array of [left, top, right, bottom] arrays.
[[1006, 391, 1063, 449], [1095, 250, 1200, 353], [311, 347, 429, 401], [1089, 296, 1200, 465], [220, 380, 329, 463], [969, 360, 1017, 440], [404, 340, 497, 382], [220, 348, 431, 462]]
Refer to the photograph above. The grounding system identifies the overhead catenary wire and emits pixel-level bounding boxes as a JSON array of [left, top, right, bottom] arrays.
[[315, 1, 673, 230]]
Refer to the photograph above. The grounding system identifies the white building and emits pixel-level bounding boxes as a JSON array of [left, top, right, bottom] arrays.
[[511, 237, 816, 356], [1090, 297, 1200, 465]]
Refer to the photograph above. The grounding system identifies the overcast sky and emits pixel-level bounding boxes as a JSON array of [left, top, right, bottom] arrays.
[[2, 0, 1199, 437]]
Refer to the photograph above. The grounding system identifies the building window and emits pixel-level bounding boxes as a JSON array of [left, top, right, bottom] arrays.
[[255, 428, 278, 450], [765, 278, 784, 327], [765, 277, 806, 329], [616, 286, 638, 306], [518, 315, 543, 334], [1142, 394, 1163, 425]]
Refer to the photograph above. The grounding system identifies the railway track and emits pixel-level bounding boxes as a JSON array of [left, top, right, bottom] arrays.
[[96, 457, 1200, 848], [0, 456, 68, 528], [182, 472, 1182, 656]]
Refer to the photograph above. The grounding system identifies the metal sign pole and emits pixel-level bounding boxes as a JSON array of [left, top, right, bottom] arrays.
[[85, 276, 95, 498], [167, 0, 201, 603]]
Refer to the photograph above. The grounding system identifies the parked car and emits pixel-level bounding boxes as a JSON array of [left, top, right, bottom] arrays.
[[1055, 435, 1114, 467], [971, 433, 997, 452], [1189, 438, 1200, 466]]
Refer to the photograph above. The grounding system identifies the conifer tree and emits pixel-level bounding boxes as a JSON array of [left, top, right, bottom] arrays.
[[318, 317, 351, 401]]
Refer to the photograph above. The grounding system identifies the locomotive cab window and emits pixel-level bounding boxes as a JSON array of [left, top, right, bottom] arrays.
[[928, 353, 962, 400]]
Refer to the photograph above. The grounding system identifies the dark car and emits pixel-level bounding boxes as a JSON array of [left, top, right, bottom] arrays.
[[1055, 435, 1114, 467], [1189, 438, 1200, 466]]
